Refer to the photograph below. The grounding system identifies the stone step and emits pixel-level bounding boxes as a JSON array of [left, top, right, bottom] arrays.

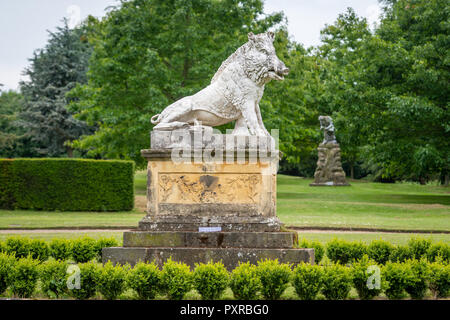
[[138, 215, 282, 232], [123, 231, 298, 249], [102, 247, 315, 271]]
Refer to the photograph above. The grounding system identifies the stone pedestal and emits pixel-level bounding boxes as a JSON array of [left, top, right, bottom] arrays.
[[310, 142, 350, 186], [103, 130, 314, 270]]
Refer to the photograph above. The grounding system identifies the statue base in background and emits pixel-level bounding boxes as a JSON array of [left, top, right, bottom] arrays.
[[310, 142, 350, 186]]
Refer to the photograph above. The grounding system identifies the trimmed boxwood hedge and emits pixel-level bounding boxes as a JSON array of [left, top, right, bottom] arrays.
[[0, 158, 134, 211]]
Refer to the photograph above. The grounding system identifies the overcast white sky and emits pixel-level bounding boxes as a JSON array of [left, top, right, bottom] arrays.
[[0, 0, 382, 91]]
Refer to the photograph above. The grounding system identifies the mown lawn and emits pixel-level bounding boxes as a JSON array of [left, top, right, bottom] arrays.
[[1, 230, 449, 245], [277, 174, 449, 231], [0, 172, 448, 237]]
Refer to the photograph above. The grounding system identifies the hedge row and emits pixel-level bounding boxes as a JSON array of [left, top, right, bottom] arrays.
[[0, 236, 119, 263], [0, 256, 448, 300], [297, 237, 449, 265], [0, 158, 134, 211]]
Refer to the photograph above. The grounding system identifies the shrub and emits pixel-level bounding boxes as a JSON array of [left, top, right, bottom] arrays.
[[367, 240, 395, 265], [9, 256, 40, 298], [405, 259, 429, 300], [98, 261, 128, 300], [72, 237, 97, 263], [382, 261, 413, 299], [160, 259, 193, 300], [29, 239, 50, 262], [193, 261, 229, 300], [291, 263, 323, 300], [39, 260, 69, 298], [229, 262, 261, 300], [428, 260, 450, 298], [0, 158, 134, 211], [326, 239, 367, 264], [0, 252, 15, 295], [389, 245, 412, 263], [0, 241, 5, 253], [94, 238, 119, 261], [68, 261, 100, 300], [50, 239, 72, 261], [407, 237, 432, 260], [321, 264, 353, 300], [5, 237, 31, 258], [127, 261, 161, 300], [298, 239, 324, 264], [256, 259, 291, 300], [351, 255, 382, 300], [427, 242, 450, 263]]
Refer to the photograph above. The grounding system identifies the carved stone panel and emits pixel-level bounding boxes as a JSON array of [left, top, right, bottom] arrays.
[[158, 173, 261, 204]]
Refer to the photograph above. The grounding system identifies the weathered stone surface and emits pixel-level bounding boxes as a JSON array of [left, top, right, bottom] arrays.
[[150, 129, 276, 151], [140, 149, 280, 231], [310, 142, 350, 186], [150, 32, 289, 136], [102, 247, 314, 271], [123, 231, 297, 249], [138, 215, 282, 232]]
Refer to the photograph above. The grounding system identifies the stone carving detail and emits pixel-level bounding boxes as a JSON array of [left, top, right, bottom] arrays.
[[310, 116, 349, 186], [319, 115, 337, 144], [150, 32, 289, 136], [159, 174, 260, 203]]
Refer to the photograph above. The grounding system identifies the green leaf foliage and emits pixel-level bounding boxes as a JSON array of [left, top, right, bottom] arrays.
[[49, 239, 72, 261], [67, 0, 284, 168], [160, 258, 193, 300], [19, 20, 93, 157], [193, 260, 229, 300], [367, 239, 395, 265], [97, 261, 128, 300], [0, 158, 134, 211], [127, 261, 161, 300], [229, 262, 261, 300], [0, 252, 15, 295], [39, 260, 69, 298], [321, 263, 353, 300], [256, 259, 292, 300], [298, 238, 325, 264], [68, 261, 100, 300], [9, 256, 40, 298], [351, 255, 382, 300], [291, 263, 323, 300], [71, 237, 97, 263], [94, 238, 119, 261], [428, 260, 450, 299]]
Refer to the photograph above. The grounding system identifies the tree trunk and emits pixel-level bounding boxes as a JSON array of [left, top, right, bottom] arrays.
[[67, 146, 73, 158], [350, 164, 355, 180], [419, 176, 426, 185]]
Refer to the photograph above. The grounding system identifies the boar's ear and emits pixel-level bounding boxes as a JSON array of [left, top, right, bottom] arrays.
[[268, 31, 275, 41], [248, 32, 255, 42]]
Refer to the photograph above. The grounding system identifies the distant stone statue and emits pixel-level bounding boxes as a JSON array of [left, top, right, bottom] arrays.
[[150, 32, 289, 136], [310, 116, 349, 186], [319, 116, 337, 144]]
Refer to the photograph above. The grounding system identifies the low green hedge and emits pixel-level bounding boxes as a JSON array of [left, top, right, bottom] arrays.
[[1, 236, 118, 263], [0, 158, 134, 211], [0, 253, 448, 300]]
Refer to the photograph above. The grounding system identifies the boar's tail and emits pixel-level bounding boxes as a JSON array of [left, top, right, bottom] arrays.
[[151, 114, 161, 124]]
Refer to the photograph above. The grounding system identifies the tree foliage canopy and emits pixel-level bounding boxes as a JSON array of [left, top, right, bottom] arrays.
[[20, 20, 93, 157]]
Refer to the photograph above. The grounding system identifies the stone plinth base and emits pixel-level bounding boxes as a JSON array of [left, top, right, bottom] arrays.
[[123, 231, 297, 249], [101, 134, 315, 269], [310, 142, 350, 186], [103, 230, 315, 270], [138, 215, 282, 232], [102, 247, 314, 271]]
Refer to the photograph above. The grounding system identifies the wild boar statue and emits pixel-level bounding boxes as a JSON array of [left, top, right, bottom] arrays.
[[150, 32, 289, 136]]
